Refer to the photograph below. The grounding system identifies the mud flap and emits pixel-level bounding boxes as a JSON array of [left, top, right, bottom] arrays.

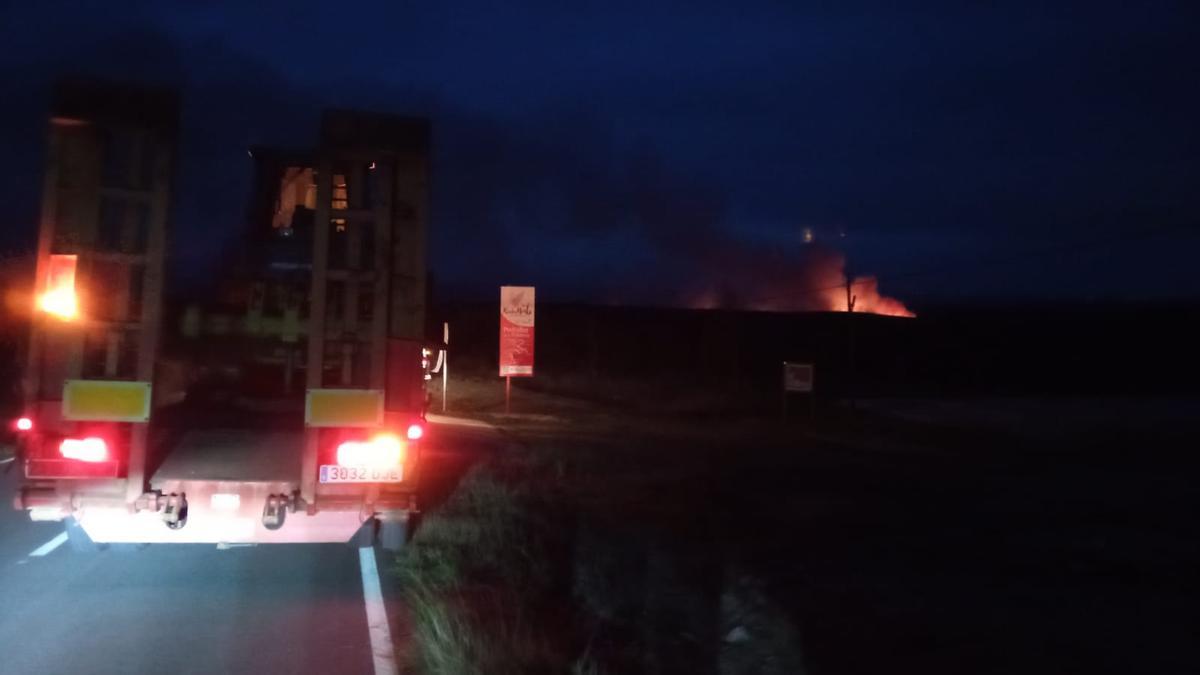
[[348, 518, 377, 548], [378, 513, 408, 552]]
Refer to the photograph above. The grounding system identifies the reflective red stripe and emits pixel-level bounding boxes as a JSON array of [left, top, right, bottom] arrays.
[[26, 459, 121, 479]]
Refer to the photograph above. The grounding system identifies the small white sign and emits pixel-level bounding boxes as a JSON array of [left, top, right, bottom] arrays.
[[783, 362, 814, 393]]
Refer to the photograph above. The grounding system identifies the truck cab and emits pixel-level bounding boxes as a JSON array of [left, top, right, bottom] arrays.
[[12, 81, 432, 551]]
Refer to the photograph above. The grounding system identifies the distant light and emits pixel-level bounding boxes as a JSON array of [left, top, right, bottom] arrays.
[[802, 227, 814, 244], [247, 149, 254, 158], [368, 161, 376, 170], [15, 417, 33, 432]]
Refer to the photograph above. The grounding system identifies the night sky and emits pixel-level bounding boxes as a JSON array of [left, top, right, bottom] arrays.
[[1, 2, 1196, 308]]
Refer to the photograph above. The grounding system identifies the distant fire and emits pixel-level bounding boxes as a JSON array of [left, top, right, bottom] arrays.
[[816, 275, 914, 317], [687, 245, 914, 317]]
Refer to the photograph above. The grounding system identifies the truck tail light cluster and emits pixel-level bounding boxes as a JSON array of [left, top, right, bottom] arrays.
[[59, 437, 109, 463], [336, 434, 405, 469]]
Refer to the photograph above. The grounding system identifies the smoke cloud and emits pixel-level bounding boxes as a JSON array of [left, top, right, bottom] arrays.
[[686, 242, 914, 317]]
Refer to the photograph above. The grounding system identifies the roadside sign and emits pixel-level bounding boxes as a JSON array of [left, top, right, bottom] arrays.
[[782, 362, 814, 393], [499, 286, 535, 377]]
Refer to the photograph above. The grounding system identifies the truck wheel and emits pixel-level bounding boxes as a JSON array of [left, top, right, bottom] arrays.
[[377, 514, 409, 552], [65, 518, 106, 553]]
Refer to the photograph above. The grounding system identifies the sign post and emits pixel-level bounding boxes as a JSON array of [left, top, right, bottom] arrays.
[[499, 286, 535, 413], [441, 322, 449, 413], [505, 375, 512, 414]]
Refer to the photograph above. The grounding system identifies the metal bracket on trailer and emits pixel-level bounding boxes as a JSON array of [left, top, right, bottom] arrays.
[[161, 493, 188, 530], [262, 493, 293, 530]]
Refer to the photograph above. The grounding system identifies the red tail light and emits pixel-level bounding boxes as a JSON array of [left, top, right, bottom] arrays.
[[15, 417, 33, 432], [406, 423, 424, 441], [337, 434, 405, 468], [60, 437, 109, 462]]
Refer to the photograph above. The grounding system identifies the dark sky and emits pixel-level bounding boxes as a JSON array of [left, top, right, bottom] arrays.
[[1, 1, 1197, 307]]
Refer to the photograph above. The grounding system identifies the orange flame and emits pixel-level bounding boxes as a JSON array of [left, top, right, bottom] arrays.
[[820, 276, 914, 317], [687, 245, 914, 317]]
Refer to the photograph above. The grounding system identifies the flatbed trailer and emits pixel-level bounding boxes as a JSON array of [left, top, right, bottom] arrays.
[[12, 80, 432, 550]]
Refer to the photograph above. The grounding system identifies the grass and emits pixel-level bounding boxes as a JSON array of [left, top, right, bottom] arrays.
[[436, 368, 766, 418], [396, 404, 821, 674], [403, 585, 558, 675], [397, 401, 820, 674], [396, 465, 571, 674]]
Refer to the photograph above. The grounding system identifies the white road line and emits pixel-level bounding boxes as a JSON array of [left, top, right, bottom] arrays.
[[359, 547, 399, 675], [29, 532, 68, 557]]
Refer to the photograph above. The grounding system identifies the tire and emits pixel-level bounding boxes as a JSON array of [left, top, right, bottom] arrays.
[[377, 514, 409, 552]]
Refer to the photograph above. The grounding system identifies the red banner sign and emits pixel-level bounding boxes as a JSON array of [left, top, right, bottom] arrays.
[[499, 286, 535, 377]]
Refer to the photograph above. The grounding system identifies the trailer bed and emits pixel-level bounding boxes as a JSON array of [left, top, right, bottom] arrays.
[[148, 399, 306, 488], [150, 429, 303, 486]]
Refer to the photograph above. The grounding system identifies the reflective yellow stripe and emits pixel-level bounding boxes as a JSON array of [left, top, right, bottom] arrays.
[[305, 389, 384, 428], [62, 380, 152, 422]]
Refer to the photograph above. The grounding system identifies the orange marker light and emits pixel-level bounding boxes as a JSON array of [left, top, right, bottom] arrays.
[[37, 254, 79, 320]]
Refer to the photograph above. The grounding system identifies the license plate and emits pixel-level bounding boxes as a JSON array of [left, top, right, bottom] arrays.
[[319, 465, 403, 483]]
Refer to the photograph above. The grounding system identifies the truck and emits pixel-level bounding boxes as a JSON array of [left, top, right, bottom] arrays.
[[11, 80, 432, 551]]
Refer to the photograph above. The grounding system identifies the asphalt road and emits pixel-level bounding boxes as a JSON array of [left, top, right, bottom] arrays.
[[0, 418, 496, 675]]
